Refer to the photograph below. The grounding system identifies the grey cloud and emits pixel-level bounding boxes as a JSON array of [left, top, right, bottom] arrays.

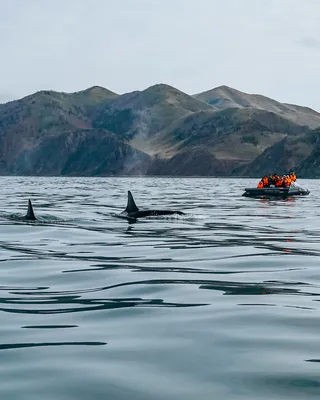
[[299, 37, 320, 48]]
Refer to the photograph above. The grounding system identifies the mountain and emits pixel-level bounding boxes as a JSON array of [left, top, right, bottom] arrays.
[[193, 85, 320, 129], [148, 148, 240, 176], [296, 130, 320, 178], [233, 134, 314, 177], [0, 82, 319, 177], [0, 85, 118, 142], [94, 84, 213, 141], [0, 86, 147, 175], [144, 107, 311, 175], [12, 129, 150, 176], [149, 107, 307, 157]]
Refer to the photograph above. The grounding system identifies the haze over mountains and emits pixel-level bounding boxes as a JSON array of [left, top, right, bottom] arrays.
[[0, 83, 320, 177]]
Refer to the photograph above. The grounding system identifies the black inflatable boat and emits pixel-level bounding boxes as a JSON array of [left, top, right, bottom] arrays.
[[242, 182, 310, 198]]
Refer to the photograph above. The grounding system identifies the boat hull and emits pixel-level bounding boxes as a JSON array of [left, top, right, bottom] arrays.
[[242, 184, 310, 198]]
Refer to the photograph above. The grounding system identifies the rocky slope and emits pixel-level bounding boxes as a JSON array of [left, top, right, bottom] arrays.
[[296, 129, 320, 178], [193, 85, 320, 129], [11, 129, 150, 176], [0, 86, 121, 174], [233, 135, 314, 177], [147, 107, 307, 160], [0, 83, 319, 177], [93, 84, 213, 141]]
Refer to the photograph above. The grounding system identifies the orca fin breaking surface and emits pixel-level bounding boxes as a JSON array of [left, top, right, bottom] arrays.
[[26, 199, 36, 220], [124, 191, 139, 214]]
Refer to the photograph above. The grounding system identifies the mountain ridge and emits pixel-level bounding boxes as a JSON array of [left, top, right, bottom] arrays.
[[193, 85, 320, 129], [0, 82, 319, 177]]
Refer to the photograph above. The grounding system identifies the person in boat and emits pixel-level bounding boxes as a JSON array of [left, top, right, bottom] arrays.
[[280, 175, 292, 187], [272, 174, 281, 186], [284, 175, 291, 187], [274, 175, 289, 187], [259, 175, 269, 187], [275, 176, 283, 187], [268, 173, 280, 186], [268, 174, 274, 186], [256, 172, 296, 189], [257, 180, 264, 188], [289, 171, 297, 182], [257, 174, 276, 188]]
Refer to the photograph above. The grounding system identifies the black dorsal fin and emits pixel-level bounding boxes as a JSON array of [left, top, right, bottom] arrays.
[[125, 191, 139, 213], [26, 199, 36, 220]]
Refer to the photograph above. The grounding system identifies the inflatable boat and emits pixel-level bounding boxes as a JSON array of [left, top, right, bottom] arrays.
[[242, 182, 310, 198]]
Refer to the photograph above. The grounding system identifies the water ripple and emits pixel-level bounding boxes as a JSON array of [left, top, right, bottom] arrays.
[[0, 177, 319, 400]]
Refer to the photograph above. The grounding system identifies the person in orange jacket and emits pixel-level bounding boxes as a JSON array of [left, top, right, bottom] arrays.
[[262, 176, 269, 187], [257, 174, 275, 188], [272, 174, 280, 186], [275, 177, 283, 187], [289, 171, 297, 182], [282, 175, 291, 187]]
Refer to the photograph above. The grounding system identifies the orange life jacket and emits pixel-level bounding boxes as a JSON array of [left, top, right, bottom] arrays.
[[282, 176, 290, 187], [262, 177, 269, 187], [272, 175, 280, 185], [257, 181, 263, 188], [275, 179, 283, 187], [290, 173, 296, 182]]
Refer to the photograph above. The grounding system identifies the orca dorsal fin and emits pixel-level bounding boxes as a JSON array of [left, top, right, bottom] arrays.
[[125, 191, 139, 213], [26, 199, 36, 220]]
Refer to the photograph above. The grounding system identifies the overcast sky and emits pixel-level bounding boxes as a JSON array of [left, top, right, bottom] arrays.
[[1, 0, 320, 109]]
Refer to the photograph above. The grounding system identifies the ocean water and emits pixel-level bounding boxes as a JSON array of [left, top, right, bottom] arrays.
[[0, 176, 319, 400]]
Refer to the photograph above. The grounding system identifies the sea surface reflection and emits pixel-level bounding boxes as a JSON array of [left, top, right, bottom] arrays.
[[0, 176, 319, 399]]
